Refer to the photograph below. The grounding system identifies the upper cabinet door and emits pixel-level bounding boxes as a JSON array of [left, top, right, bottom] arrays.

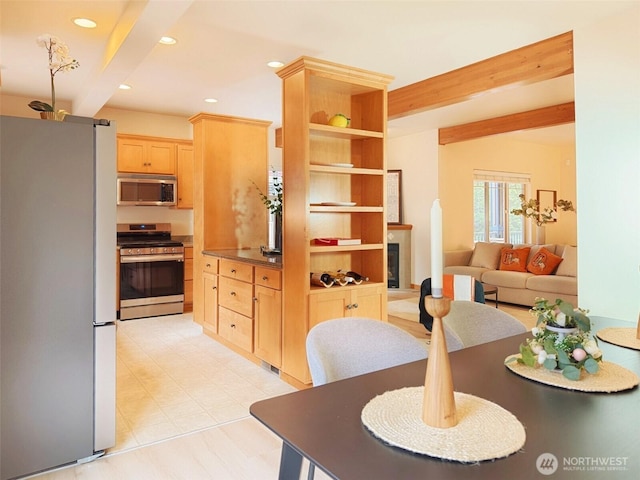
[[176, 144, 194, 209], [117, 135, 177, 175]]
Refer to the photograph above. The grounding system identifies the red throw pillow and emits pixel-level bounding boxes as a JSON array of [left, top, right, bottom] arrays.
[[527, 247, 563, 275], [499, 247, 531, 272]]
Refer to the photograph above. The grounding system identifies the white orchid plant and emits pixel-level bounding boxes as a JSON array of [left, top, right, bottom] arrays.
[[512, 298, 603, 381], [28, 34, 79, 115], [510, 194, 575, 227]]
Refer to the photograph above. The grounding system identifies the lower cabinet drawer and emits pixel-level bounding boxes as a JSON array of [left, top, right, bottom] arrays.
[[218, 306, 253, 352], [218, 277, 253, 317]]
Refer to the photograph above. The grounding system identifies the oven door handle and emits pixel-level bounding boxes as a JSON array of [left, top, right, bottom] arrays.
[[121, 254, 184, 263]]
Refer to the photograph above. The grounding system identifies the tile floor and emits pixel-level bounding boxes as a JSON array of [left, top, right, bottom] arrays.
[[113, 313, 296, 453]]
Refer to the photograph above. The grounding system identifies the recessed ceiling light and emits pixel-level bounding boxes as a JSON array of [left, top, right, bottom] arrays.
[[267, 61, 284, 68], [204, 98, 218, 104], [119, 84, 131, 90], [159, 36, 177, 45], [73, 18, 97, 28]]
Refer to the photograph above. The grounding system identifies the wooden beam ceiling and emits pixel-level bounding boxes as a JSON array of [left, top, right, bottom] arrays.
[[388, 31, 574, 119], [438, 102, 575, 145], [275, 32, 574, 147]]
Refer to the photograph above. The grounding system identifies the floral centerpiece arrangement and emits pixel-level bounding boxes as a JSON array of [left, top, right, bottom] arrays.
[[514, 298, 603, 380], [28, 34, 80, 120], [510, 194, 574, 226]]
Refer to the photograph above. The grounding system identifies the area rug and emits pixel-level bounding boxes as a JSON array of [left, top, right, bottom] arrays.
[[387, 298, 420, 322]]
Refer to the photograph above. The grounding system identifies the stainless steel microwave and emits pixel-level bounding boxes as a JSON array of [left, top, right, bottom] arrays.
[[117, 174, 177, 206]]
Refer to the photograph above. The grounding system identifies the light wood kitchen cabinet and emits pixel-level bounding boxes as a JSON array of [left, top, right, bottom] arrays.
[[218, 276, 253, 318], [203, 256, 218, 275], [183, 247, 193, 312], [200, 252, 283, 365], [277, 57, 393, 384], [254, 267, 282, 367], [218, 307, 253, 353], [189, 113, 271, 335], [117, 134, 177, 175], [202, 272, 218, 333], [308, 284, 385, 329], [176, 143, 193, 209], [216, 259, 255, 353]]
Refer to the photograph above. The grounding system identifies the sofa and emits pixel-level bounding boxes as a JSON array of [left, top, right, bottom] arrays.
[[443, 242, 577, 307]]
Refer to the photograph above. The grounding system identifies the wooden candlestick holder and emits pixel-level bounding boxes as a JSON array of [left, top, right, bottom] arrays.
[[422, 295, 458, 428]]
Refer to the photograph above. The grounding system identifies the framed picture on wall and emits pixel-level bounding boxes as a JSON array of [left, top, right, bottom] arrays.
[[387, 170, 402, 224]]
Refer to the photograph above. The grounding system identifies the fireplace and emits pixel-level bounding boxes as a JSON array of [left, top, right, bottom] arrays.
[[388, 243, 399, 288], [387, 225, 412, 289]]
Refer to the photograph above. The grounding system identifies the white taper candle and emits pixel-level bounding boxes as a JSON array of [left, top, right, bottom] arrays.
[[431, 199, 443, 298]]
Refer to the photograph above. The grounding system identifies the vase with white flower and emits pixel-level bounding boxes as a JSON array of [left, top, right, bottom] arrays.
[[513, 298, 603, 381], [510, 194, 574, 243], [252, 171, 283, 253], [28, 34, 80, 121]]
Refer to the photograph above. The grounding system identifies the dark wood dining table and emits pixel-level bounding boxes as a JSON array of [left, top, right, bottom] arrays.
[[250, 317, 640, 480]]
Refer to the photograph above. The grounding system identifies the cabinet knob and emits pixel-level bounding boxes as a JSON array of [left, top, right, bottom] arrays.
[[212, 286, 217, 290], [262, 275, 268, 281], [230, 291, 236, 296], [253, 297, 258, 302], [346, 304, 352, 310], [206, 263, 211, 268], [231, 268, 236, 273], [230, 324, 236, 328], [353, 303, 359, 309]]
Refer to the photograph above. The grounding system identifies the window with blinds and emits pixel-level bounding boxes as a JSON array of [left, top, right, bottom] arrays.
[[473, 170, 530, 244]]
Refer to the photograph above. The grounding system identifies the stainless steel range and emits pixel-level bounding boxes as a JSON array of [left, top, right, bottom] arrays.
[[117, 223, 184, 320]]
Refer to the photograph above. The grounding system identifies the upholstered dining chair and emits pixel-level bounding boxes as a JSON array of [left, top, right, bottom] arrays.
[[305, 317, 431, 480], [306, 317, 429, 386], [443, 300, 527, 348], [419, 274, 485, 332]]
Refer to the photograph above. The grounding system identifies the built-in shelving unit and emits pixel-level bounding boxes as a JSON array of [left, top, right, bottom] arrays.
[[277, 57, 393, 385]]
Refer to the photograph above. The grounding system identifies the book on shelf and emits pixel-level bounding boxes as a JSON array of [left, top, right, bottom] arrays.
[[312, 237, 362, 246]]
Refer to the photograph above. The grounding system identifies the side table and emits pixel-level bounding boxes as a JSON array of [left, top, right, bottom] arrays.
[[481, 283, 498, 308]]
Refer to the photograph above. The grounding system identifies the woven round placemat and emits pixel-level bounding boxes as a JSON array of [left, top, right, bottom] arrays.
[[505, 355, 639, 392], [596, 327, 640, 350], [361, 387, 525, 463]]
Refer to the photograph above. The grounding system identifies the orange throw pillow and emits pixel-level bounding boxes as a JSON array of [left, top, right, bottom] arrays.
[[499, 247, 531, 272], [527, 247, 563, 275]]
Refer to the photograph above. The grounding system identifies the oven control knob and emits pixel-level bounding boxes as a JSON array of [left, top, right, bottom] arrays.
[[150, 248, 156, 254]]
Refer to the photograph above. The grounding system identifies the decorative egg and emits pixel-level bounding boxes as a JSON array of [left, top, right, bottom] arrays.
[[572, 348, 587, 362]]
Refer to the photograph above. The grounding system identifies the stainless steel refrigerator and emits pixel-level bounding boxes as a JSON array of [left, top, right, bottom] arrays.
[[1, 115, 116, 479]]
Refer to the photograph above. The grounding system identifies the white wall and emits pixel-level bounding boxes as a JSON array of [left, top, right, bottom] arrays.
[[387, 130, 439, 286], [573, 5, 640, 322]]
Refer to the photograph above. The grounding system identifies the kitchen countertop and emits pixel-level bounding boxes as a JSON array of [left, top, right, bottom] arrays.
[[173, 235, 193, 248], [203, 248, 282, 268]]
